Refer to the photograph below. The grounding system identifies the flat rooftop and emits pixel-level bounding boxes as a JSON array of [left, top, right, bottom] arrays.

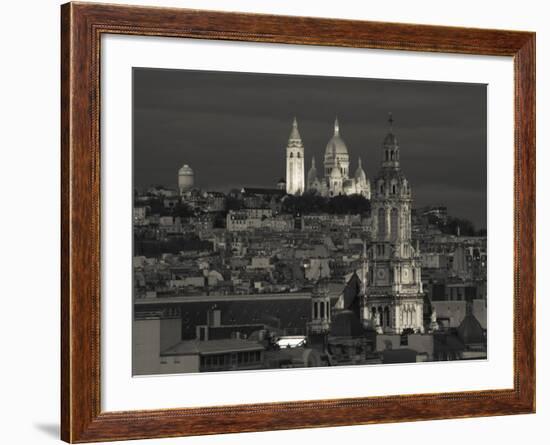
[[161, 339, 265, 356], [135, 292, 312, 305]]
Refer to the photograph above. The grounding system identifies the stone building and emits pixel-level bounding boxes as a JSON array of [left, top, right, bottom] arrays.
[[284, 117, 371, 198], [364, 113, 425, 334], [305, 118, 371, 198]]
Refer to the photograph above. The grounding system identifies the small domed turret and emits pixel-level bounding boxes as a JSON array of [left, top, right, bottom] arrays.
[[178, 164, 194, 194], [354, 157, 367, 182]]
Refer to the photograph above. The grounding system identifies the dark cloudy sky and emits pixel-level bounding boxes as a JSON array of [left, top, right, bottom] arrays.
[[133, 68, 487, 229]]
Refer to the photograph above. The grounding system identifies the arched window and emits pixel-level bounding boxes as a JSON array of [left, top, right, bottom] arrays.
[[314, 302, 318, 319], [390, 208, 399, 241], [378, 208, 386, 238], [385, 151, 389, 161], [297, 152, 301, 158], [290, 152, 293, 158], [384, 307, 390, 327], [392, 184, 397, 195], [320, 301, 325, 318]]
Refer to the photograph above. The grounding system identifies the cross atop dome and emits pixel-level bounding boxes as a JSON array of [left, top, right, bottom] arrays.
[[334, 117, 340, 135], [388, 112, 394, 130]]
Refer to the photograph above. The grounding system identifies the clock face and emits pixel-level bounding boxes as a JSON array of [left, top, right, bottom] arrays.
[[377, 269, 386, 280]]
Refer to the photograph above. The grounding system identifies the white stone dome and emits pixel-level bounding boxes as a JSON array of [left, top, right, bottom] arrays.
[[325, 118, 349, 158]]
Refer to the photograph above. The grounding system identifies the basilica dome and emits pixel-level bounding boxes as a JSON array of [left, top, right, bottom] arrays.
[[325, 134, 349, 157], [325, 118, 349, 158]]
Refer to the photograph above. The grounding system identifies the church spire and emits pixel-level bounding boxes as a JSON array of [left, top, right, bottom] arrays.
[[289, 116, 301, 141], [307, 155, 318, 187], [382, 112, 399, 168]]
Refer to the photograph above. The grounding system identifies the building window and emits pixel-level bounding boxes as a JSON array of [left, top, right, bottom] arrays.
[[390, 208, 399, 241], [378, 208, 386, 237]]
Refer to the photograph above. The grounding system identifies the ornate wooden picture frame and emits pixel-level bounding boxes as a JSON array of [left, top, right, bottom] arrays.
[[61, 2, 535, 442]]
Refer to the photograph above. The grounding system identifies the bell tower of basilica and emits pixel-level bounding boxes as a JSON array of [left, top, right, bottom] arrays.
[[285, 117, 305, 195]]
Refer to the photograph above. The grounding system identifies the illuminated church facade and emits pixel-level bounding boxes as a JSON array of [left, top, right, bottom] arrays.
[[285, 117, 371, 199]]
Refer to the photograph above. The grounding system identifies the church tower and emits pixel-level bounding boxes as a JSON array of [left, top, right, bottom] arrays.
[[286, 117, 305, 195], [367, 113, 424, 334]]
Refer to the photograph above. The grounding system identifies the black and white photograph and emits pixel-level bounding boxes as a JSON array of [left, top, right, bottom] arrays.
[[132, 68, 487, 375]]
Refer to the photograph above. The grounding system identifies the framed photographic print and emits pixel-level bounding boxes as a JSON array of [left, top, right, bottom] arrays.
[[61, 2, 535, 442]]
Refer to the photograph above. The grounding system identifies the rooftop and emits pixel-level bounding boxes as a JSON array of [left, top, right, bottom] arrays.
[[161, 339, 265, 356], [135, 292, 312, 305]]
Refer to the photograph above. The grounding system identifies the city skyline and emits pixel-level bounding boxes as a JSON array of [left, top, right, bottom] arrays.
[[133, 68, 487, 229], [133, 67, 487, 375]]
